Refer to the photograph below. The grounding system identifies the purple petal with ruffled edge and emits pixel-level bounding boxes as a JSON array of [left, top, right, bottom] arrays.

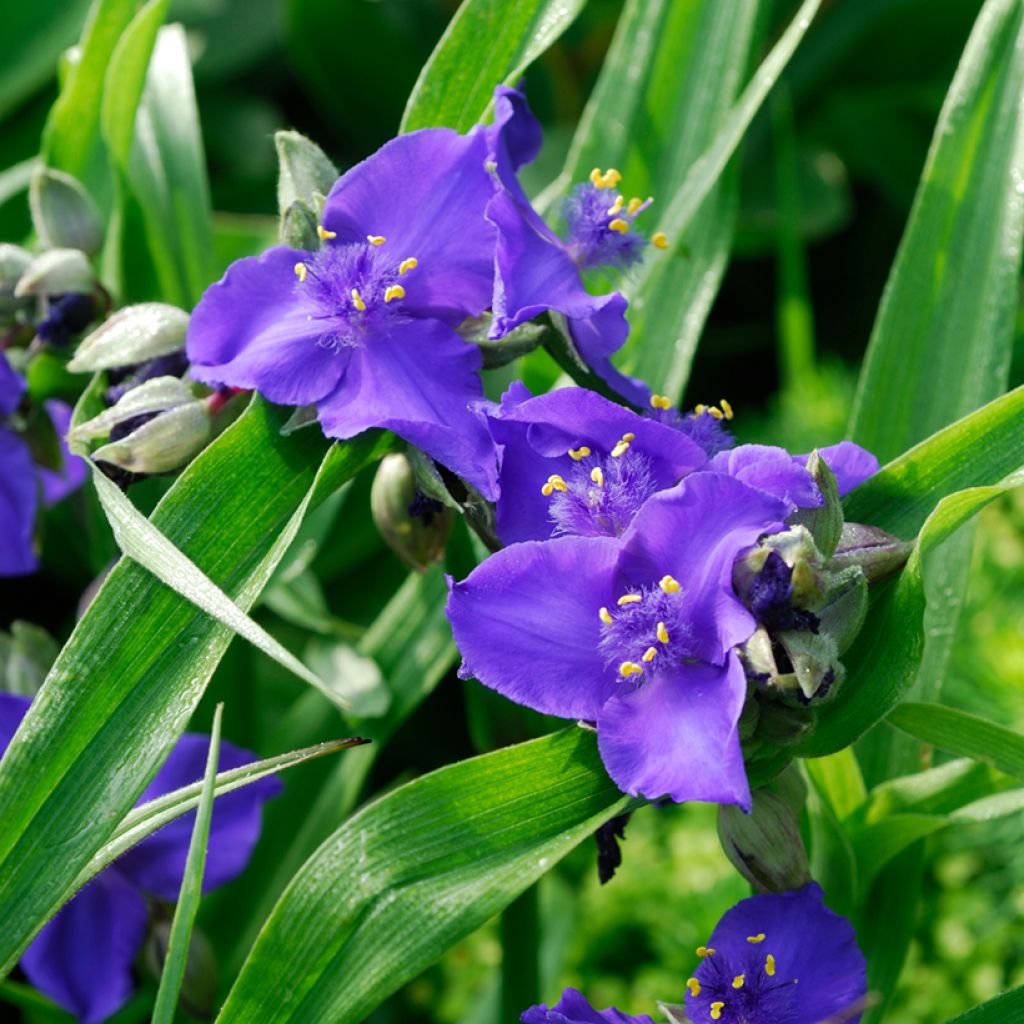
[[567, 296, 651, 408], [597, 655, 750, 808], [447, 536, 622, 719], [521, 988, 655, 1024], [321, 128, 496, 321], [618, 473, 789, 665], [20, 869, 148, 1024], [707, 444, 822, 510], [116, 733, 281, 901], [0, 353, 25, 416], [687, 882, 867, 1024], [0, 692, 30, 757], [489, 383, 707, 543], [38, 400, 87, 506], [804, 441, 879, 495], [489, 86, 544, 196], [0, 427, 39, 576], [316, 317, 498, 498], [186, 246, 349, 404]]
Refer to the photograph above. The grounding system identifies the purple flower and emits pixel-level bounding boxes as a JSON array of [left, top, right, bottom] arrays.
[[447, 472, 790, 807], [522, 988, 654, 1024], [0, 695, 280, 1022], [187, 127, 502, 498], [485, 87, 665, 407], [684, 882, 866, 1024], [487, 382, 709, 544]]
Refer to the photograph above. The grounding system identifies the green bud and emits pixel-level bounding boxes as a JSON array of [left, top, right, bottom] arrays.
[[717, 788, 812, 893], [817, 565, 868, 655], [275, 130, 338, 217], [280, 198, 320, 249], [788, 449, 843, 557], [145, 921, 218, 1018], [370, 453, 455, 571], [458, 314, 548, 369], [829, 522, 913, 582], [92, 401, 212, 475], [69, 376, 195, 450], [14, 248, 94, 298], [753, 696, 815, 744], [776, 629, 842, 701], [0, 622, 58, 698], [0, 244, 33, 325], [29, 167, 104, 256], [68, 302, 188, 372]]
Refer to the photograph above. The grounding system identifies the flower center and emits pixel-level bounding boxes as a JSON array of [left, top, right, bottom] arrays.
[[687, 935, 799, 1024], [292, 233, 418, 351], [597, 576, 694, 681], [540, 433, 658, 538]]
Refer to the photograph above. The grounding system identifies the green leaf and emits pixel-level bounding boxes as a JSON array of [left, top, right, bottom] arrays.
[[803, 748, 866, 821], [400, 0, 586, 133], [216, 728, 629, 1024], [887, 702, 1024, 778], [0, 399, 392, 973], [943, 987, 1024, 1023], [152, 703, 222, 1024]]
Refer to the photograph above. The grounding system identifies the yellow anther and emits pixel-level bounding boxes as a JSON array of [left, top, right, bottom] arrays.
[[765, 954, 776, 977], [659, 575, 681, 594], [650, 394, 672, 410], [602, 168, 622, 187], [317, 225, 337, 241], [384, 285, 406, 303], [686, 978, 701, 997], [708, 406, 724, 420], [619, 661, 644, 678], [590, 466, 605, 487], [599, 607, 613, 625], [607, 195, 625, 216], [617, 593, 642, 606], [294, 262, 308, 283], [622, 432, 635, 442], [710, 1003, 725, 1021], [720, 398, 734, 420], [651, 231, 669, 250], [627, 197, 643, 215], [657, 621, 669, 644], [694, 403, 707, 415], [732, 975, 745, 990], [589, 168, 605, 187], [569, 446, 592, 461], [608, 218, 629, 234], [611, 440, 630, 458], [747, 933, 766, 944], [399, 257, 419, 275], [642, 646, 658, 663], [696, 946, 716, 957], [541, 474, 568, 496], [351, 288, 366, 311], [367, 235, 386, 246]]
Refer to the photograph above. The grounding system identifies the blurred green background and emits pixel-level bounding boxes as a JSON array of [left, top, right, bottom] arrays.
[[1, 0, 1021, 1021]]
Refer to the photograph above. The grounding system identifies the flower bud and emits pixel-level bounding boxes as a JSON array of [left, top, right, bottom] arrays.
[[0, 621, 58, 698], [753, 696, 815, 744], [92, 400, 212, 475], [0, 244, 33, 325], [816, 565, 868, 656], [14, 248, 94, 298], [371, 453, 455, 571], [788, 449, 843, 557], [458, 314, 547, 369], [280, 198, 320, 250], [717, 788, 811, 893], [829, 522, 913, 582], [145, 920, 218, 1018], [275, 130, 338, 216], [29, 166, 104, 256], [69, 376, 196, 450], [68, 302, 189, 372]]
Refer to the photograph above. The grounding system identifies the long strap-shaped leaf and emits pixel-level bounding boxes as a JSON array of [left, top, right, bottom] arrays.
[[216, 728, 630, 1024], [942, 985, 1024, 1023], [0, 399, 391, 973]]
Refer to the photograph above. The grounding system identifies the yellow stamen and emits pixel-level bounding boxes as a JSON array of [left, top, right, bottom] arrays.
[[569, 446, 592, 461], [696, 946, 716, 957], [686, 978, 701, 997], [765, 954, 776, 977], [607, 195, 625, 216], [384, 285, 406, 303], [399, 257, 418, 275], [720, 398, 734, 420], [367, 235, 386, 246], [657, 621, 669, 644], [651, 231, 669, 249], [351, 288, 366, 311], [708, 406, 724, 420], [317, 225, 337, 241], [622, 432, 635, 442], [611, 440, 630, 458], [589, 168, 605, 187], [659, 575, 681, 594], [619, 661, 643, 678], [294, 262, 307, 283], [608, 218, 629, 234], [617, 593, 642, 606], [747, 933, 766, 944], [694, 403, 707, 415], [599, 607, 613, 625], [541, 474, 568, 496], [650, 394, 672, 410], [627, 197, 643, 215], [732, 975, 745, 989], [591, 466, 605, 487], [602, 168, 622, 187], [642, 646, 658, 663], [710, 1003, 725, 1021]]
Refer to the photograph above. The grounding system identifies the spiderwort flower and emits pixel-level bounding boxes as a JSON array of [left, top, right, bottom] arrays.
[[187, 126, 504, 498], [0, 695, 280, 1022], [684, 882, 867, 1024], [447, 472, 791, 807], [522, 988, 655, 1024], [485, 87, 665, 406]]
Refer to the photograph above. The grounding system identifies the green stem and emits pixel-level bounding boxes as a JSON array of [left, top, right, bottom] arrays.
[[500, 883, 541, 1021]]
